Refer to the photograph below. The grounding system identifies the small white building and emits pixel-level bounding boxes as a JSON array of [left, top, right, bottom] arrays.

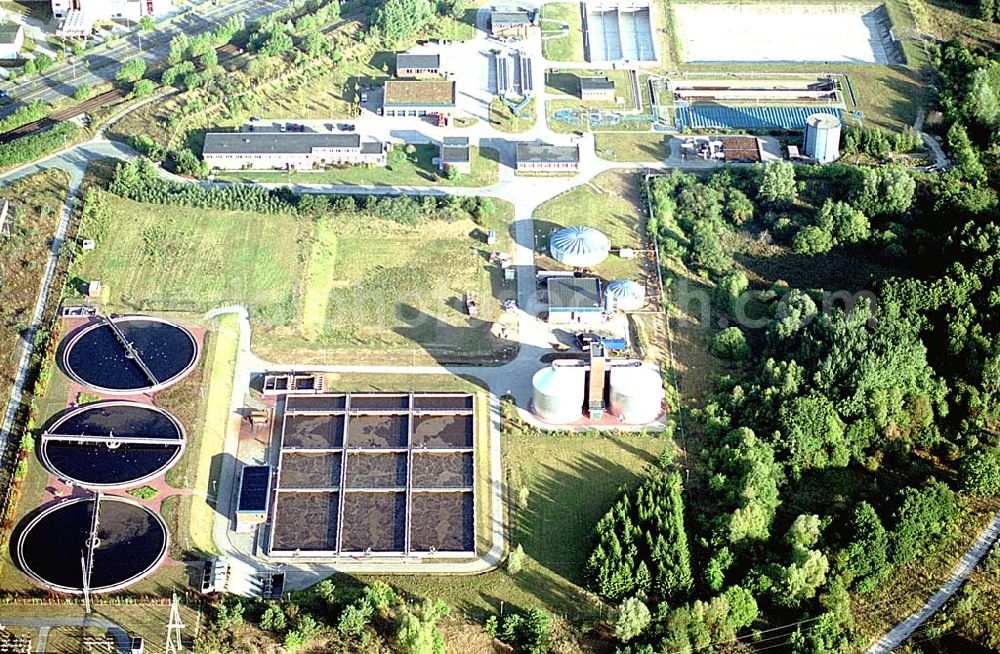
[[0, 24, 24, 60], [202, 132, 388, 171], [53, 0, 174, 37]]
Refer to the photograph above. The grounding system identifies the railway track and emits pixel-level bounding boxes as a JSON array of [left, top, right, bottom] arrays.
[[0, 88, 127, 145]]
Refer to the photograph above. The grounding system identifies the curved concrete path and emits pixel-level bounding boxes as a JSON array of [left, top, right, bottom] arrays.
[[865, 510, 1000, 653]]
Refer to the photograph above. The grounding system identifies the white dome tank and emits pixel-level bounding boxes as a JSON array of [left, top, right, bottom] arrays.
[[804, 113, 841, 164], [549, 226, 610, 268], [609, 366, 664, 423], [532, 366, 585, 424], [605, 280, 646, 311]]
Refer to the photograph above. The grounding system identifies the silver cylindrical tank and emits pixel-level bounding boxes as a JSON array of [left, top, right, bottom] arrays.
[[532, 365, 585, 423], [605, 279, 646, 311], [609, 366, 664, 423], [804, 113, 841, 164], [549, 226, 610, 268]]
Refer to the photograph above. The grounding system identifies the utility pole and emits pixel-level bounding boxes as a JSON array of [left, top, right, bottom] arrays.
[[165, 593, 184, 654]]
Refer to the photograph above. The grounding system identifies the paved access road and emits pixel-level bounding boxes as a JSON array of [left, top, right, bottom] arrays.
[[0, 0, 294, 119], [865, 511, 1000, 653]]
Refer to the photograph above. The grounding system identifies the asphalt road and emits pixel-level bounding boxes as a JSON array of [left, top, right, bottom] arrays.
[[0, 0, 294, 119]]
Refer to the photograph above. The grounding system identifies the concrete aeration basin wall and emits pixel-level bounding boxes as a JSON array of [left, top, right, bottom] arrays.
[[62, 315, 199, 395], [40, 401, 186, 489], [15, 495, 168, 594], [268, 393, 476, 560]]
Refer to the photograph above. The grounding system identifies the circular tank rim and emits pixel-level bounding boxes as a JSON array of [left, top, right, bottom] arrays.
[[805, 112, 841, 129], [15, 495, 169, 595], [40, 400, 186, 490], [61, 316, 200, 395], [548, 226, 611, 266], [532, 365, 586, 395]]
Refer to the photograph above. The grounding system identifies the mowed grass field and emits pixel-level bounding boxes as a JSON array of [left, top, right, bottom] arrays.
[[533, 170, 648, 279], [366, 431, 665, 618], [79, 193, 516, 363], [594, 131, 672, 162], [541, 2, 585, 61]]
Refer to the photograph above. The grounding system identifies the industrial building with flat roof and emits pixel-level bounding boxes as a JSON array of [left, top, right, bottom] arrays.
[[202, 132, 387, 170], [396, 53, 442, 78], [439, 136, 471, 174], [382, 80, 457, 117], [580, 76, 616, 101], [515, 143, 580, 172], [490, 7, 534, 37], [548, 277, 603, 323]]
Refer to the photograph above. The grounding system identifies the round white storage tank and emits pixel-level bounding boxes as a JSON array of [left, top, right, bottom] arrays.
[[609, 366, 664, 423], [804, 113, 841, 164], [549, 226, 610, 268], [606, 280, 646, 311], [532, 366, 585, 424]]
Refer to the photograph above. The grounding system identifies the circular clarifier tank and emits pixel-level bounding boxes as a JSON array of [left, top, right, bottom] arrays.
[[15, 495, 168, 594], [41, 402, 185, 489], [62, 316, 198, 394]]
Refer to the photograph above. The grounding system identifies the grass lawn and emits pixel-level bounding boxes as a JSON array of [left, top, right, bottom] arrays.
[[188, 313, 240, 555], [217, 145, 500, 188], [365, 430, 666, 619], [78, 193, 307, 322], [78, 191, 517, 364], [0, 171, 69, 406], [594, 131, 672, 162], [541, 2, 585, 62], [533, 170, 649, 279], [489, 97, 537, 133]]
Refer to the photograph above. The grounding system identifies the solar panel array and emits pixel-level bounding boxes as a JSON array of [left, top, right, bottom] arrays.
[[675, 105, 841, 130], [268, 393, 476, 558]]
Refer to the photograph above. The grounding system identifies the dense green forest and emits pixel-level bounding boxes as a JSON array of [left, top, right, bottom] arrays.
[[583, 38, 1000, 654]]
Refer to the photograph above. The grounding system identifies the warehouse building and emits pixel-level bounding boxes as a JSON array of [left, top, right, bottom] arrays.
[[439, 136, 471, 174], [490, 7, 533, 37], [382, 80, 457, 118], [547, 277, 603, 324], [515, 143, 580, 173], [202, 132, 387, 170], [580, 76, 616, 101], [396, 53, 443, 78]]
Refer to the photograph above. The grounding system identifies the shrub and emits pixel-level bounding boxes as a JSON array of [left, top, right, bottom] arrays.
[[711, 327, 750, 361], [127, 485, 158, 500]]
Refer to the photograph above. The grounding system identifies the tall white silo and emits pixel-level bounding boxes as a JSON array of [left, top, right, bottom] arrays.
[[804, 113, 841, 164], [532, 366, 585, 424], [609, 366, 664, 423]]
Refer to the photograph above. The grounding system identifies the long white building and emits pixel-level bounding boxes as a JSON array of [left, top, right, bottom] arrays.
[[202, 132, 388, 171]]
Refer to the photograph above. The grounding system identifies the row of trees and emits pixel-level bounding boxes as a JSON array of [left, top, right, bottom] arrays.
[[206, 580, 453, 653], [107, 157, 498, 225]]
